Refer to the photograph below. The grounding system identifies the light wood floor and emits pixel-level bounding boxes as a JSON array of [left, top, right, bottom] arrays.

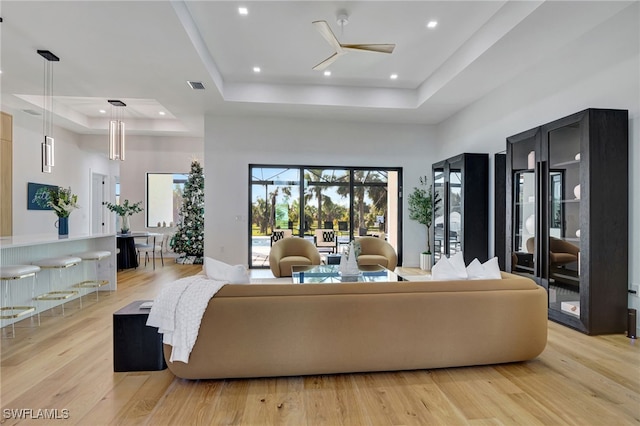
[[1, 262, 639, 425]]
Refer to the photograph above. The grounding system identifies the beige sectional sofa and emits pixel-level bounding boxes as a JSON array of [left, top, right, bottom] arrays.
[[164, 272, 547, 380]]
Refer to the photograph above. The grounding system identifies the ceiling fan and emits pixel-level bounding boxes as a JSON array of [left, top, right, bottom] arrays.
[[312, 15, 395, 71]]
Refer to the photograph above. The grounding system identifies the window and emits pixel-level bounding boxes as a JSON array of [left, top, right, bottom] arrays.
[[146, 173, 188, 227], [249, 165, 402, 268]]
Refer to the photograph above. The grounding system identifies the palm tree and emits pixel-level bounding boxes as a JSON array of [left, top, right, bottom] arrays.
[[339, 170, 386, 233], [252, 198, 268, 235], [304, 169, 326, 229]]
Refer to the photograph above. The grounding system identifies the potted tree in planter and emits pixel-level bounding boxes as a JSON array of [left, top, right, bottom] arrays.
[[408, 176, 440, 271], [106, 199, 143, 234]]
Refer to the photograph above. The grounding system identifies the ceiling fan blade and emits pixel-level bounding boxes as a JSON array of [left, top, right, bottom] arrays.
[[312, 51, 344, 71], [312, 20, 344, 53], [341, 44, 396, 54]]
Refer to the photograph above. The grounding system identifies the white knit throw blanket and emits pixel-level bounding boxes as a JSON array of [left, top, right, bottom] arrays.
[[146, 275, 227, 363]]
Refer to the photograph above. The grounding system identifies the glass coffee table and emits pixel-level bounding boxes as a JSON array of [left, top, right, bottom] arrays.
[[291, 264, 403, 284]]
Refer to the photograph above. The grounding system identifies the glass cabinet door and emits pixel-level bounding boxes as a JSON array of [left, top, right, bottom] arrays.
[[547, 124, 581, 319], [433, 168, 445, 262], [508, 129, 539, 278], [448, 169, 462, 257], [512, 171, 536, 276]]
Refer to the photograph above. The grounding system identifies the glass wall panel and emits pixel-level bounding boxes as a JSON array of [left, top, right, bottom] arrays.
[[352, 170, 388, 238], [249, 165, 402, 268], [250, 167, 300, 267]]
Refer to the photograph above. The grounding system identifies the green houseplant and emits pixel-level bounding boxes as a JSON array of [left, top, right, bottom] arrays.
[[33, 186, 79, 236], [408, 177, 440, 270], [106, 199, 143, 234]]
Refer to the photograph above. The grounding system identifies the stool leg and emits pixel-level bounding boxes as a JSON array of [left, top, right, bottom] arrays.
[[32, 273, 40, 326], [94, 260, 100, 302], [58, 269, 66, 316], [78, 262, 85, 309], [3, 279, 16, 338]]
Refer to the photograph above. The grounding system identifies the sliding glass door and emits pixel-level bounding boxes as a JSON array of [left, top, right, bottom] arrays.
[[249, 167, 301, 267], [249, 165, 402, 268]]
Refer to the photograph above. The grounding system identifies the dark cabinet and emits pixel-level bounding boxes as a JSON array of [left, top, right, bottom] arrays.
[[432, 153, 489, 265], [506, 108, 628, 335]]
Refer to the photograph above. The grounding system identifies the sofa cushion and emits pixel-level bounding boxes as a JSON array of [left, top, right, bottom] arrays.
[[432, 252, 468, 281], [204, 257, 250, 284]]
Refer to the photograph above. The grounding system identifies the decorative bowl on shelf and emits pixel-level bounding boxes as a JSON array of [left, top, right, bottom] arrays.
[[575, 153, 581, 161], [574, 184, 580, 199], [576, 229, 581, 238]]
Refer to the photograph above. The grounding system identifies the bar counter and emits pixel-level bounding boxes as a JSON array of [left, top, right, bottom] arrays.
[[1, 233, 117, 328]]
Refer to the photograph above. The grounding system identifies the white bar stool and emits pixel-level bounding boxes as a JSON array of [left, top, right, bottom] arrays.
[[33, 256, 82, 316], [72, 250, 111, 307], [0, 265, 40, 338]]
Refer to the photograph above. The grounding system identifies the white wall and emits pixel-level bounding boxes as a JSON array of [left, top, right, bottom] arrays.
[[204, 116, 436, 266], [9, 107, 115, 236], [437, 4, 639, 316], [109, 135, 204, 232]]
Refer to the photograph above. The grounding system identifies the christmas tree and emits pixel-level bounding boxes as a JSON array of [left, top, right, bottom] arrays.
[[171, 160, 205, 263]]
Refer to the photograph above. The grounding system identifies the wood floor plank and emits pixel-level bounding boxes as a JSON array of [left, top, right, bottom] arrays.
[[1, 262, 638, 425]]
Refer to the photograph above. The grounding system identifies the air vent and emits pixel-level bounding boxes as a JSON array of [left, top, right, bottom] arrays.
[[187, 81, 205, 90], [23, 109, 41, 116], [108, 99, 126, 107]]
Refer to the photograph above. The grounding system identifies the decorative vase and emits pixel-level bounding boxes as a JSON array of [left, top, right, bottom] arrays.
[[574, 184, 581, 200], [56, 216, 69, 237], [120, 215, 131, 234], [525, 214, 535, 235], [420, 253, 432, 271]]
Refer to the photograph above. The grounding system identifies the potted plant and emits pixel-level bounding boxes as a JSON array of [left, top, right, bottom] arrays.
[[408, 177, 440, 271], [33, 186, 79, 236], [106, 199, 143, 234]]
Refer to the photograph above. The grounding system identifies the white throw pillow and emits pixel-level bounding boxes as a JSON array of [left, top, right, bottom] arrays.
[[432, 252, 469, 281], [482, 257, 502, 279], [449, 252, 467, 278], [204, 257, 250, 284], [465, 258, 485, 279], [465, 256, 502, 280]]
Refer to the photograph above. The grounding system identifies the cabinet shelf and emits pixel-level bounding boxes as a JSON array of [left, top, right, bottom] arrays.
[[551, 159, 580, 168]]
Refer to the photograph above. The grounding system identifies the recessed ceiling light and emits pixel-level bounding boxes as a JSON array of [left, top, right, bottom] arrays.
[[324, 70, 331, 77], [238, 7, 248, 16], [99, 109, 106, 114], [390, 73, 398, 80], [427, 21, 438, 29], [159, 111, 166, 116], [253, 66, 261, 73]]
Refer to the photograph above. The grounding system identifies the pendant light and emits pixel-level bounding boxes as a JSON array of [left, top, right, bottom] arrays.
[[38, 49, 59, 173], [108, 99, 126, 161]]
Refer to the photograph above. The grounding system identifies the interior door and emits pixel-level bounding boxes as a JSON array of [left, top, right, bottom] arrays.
[[92, 172, 108, 234]]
